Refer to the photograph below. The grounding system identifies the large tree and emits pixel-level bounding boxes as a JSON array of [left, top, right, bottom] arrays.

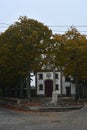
[[54, 27, 87, 101], [0, 16, 52, 99]]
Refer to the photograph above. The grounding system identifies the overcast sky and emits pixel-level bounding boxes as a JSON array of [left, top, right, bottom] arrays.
[[1, 0, 87, 34]]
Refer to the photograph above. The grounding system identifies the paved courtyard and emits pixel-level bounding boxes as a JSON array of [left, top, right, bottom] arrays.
[[0, 105, 87, 130]]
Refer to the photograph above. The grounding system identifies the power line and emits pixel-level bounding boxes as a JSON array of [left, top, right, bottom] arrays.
[[0, 26, 9, 28], [1, 23, 87, 27], [0, 23, 11, 29], [0, 23, 11, 26], [1, 22, 87, 27], [52, 29, 87, 32], [0, 23, 87, 34], [49, 25, 87, 27]]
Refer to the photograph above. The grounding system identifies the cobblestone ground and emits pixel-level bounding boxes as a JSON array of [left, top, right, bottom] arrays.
[[0, 106, 87, 130]]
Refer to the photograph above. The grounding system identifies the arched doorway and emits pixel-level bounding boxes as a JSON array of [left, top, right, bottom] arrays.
[[45, 80, 53, 97]]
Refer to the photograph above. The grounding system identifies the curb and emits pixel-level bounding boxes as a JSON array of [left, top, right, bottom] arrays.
[[22, 105, 84, 112], [0, 100, 84, 112]]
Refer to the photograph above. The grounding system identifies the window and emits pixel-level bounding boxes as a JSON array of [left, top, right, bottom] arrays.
[[39, 74, 43, 79], [39, 84, 43, 90], [56, 84, 59, 90], [55, 73, 59, 79], [65, 77, 70, 82]]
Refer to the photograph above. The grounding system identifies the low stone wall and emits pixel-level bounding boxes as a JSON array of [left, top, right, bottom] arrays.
[[0, 97, 30, 106]]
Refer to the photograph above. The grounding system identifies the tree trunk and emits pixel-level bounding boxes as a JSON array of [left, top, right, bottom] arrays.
[[20, 75, 24, 98], [15, 86, 18, 98], [2, 87, 5, 97], [26, 72, 31, 102]]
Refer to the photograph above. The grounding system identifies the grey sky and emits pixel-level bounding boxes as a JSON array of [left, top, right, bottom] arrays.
[[1, 0, 87, 34]]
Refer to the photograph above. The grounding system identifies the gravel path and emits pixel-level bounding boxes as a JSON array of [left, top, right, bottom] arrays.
[[0, 106, 87, 130]]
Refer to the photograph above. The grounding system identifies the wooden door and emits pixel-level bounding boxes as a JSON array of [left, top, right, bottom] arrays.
[[45, 80, 53, 97]]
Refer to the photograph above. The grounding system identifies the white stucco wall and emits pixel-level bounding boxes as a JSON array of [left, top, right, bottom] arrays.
[[61, 76, 75, 96], [36, 72, 76, 96], [36, 72, 61, 95], [71, 83, 76, 95]]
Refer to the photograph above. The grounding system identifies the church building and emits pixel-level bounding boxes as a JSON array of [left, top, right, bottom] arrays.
[[36, 71, 76, 97]]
